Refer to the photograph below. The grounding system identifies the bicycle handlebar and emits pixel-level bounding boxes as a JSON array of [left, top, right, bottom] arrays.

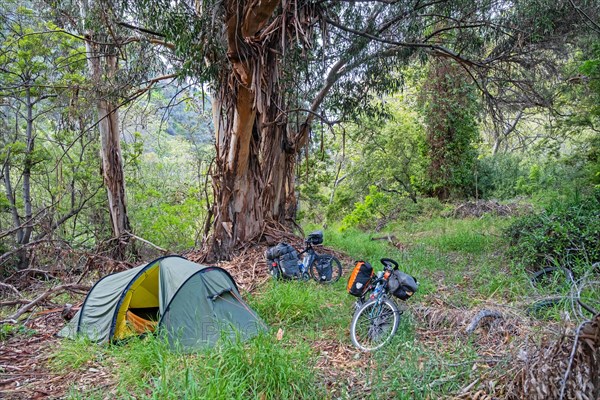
[[380, 258, 398, 270]]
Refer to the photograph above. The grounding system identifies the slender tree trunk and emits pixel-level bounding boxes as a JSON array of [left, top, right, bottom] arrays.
[[491, 110, 524, 156], [22, 85, 34, 245], [3, 162, 21, 243], [97, 97, 130, 239], [80, 0, 131, 246]]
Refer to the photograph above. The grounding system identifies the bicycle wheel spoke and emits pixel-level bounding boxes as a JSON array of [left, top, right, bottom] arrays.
[[351, 298, 399, 351]]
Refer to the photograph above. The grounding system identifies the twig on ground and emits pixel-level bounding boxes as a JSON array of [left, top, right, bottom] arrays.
[[0, 282, 22, 297], [5, 268, 57, 282], [2, 284, 89, 322]]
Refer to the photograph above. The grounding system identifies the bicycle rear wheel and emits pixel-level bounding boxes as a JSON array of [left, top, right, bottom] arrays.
[[309, 254, 342, 283], [350, 297, 400, 351]]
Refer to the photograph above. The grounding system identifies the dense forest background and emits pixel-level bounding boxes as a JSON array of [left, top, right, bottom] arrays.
[[1, 0, 598, 265], [1, 0, 599, 398]]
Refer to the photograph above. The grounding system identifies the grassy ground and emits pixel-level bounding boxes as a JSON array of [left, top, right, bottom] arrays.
[[42, 214, 583, 398]]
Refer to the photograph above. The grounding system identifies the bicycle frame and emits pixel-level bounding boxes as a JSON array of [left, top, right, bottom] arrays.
[[297, 242, 317, 274], [350, 258, 414, 351], [267, 234, 341, 284], [356, 268, 395, 309]]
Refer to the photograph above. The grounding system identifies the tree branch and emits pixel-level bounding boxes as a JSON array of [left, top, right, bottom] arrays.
[[3, 284, 90, 322]]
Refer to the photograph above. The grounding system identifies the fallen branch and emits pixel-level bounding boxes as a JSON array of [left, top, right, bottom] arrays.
[[0, 299, 31, 307], [0, 282, 22, 297], [371, 235, 398, 243], [2, 284, 89, 322], [128, 232, 168, 253], [33, 304, 81, 318], [465, 309, 503, 334], [5, 268, 57, 282]]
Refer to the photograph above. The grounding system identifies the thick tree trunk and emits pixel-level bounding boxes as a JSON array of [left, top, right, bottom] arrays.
[[208, 0, 295, 258], [205, 0, 352, 258], [210, 78, 295, 257]]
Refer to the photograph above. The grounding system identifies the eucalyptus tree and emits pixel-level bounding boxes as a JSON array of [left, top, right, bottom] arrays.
[[45, 0, 177, 257], [119, 0, 597, 258], [76, 0, 133, 243]]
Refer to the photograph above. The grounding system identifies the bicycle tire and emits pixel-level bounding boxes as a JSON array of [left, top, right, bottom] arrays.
[[350, 297, 400, 351], [309, 254, 342, 284], [530, 266, 573, 287], [526, 297, 564, 318]]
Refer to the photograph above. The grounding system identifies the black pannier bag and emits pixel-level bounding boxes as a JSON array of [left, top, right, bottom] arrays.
[[265, 243, 300, 278], [347, 261, 373, 297], [315, 256, 333, 281], [387, 270, 418, 300], [306, 230, 323, 245]]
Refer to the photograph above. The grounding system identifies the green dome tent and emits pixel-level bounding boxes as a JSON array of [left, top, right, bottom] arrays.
[[59, 255, 266, 350]]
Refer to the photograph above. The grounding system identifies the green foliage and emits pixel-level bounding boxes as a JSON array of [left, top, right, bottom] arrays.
[[578, 42, 600, 118], [368, 320, 479, 399], [297, 179, 331, 223], [341, 186, 392, 231], [476, 152, 594, 201], [312, 93, 429, 226], [426, 230, 495, 255], [419, 60, 480, 200], [339, 187, 446, 232], [126, 132, 209, 251], [0, 324, 36, 341], [50, 337, 103, 371], [249, 280, 347, 332], [505, 191, 600, 270], [0, 3, 107, 258]]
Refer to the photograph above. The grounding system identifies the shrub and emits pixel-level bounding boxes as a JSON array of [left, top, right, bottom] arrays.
[[341, 186, 393, 231], [477, 153, 592, 201], [504, 190, 600, 270]]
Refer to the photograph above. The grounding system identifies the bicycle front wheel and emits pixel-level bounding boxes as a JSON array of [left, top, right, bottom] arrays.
[[350, 297, 400, 351], [310, 254, 342, 283]]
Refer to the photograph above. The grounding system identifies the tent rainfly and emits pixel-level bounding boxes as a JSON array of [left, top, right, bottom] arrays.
[[59, 255, 266, 350]]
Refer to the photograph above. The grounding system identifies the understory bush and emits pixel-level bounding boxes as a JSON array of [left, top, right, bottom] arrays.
[[504, 190, 600, 270], [340, 187, 444, 231], [477, 154, 591, 200]]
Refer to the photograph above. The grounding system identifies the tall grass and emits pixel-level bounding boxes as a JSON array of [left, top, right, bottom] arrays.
[[318, 215, 526, 303], [248, 279, 354, 342], [55, 333, 322, 399]]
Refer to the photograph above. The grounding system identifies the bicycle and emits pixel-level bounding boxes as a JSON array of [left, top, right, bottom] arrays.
[[349, 258, 418, 351], [266, 230, 343, 284]]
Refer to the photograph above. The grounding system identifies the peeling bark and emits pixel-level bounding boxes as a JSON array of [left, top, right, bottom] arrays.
[[208, 0, 296, 258]]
